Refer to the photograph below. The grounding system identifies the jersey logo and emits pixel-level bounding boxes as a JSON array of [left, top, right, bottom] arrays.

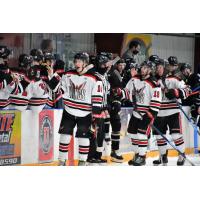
[[135, 86, 145, 104], [69, 79, 86, 100]]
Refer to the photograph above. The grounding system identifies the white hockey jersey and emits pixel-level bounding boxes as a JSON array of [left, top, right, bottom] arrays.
[[28, 80, 49, 113], [9, 69, 32, 111], [157, 75, 187, 117], [95, 72, 110, 110], [0, 73, 16, 109], [49, 68, 103, 117], [126, 75, 162, 119]]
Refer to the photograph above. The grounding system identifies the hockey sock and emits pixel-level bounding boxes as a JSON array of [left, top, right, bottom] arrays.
[[111, 131, 120, 151], [58, 134, 72, 161], [137, 133, 148, 156], [129, 133, 139, 154], [78, 138, 90, 161], [171, 134, 185, 154], [156, 135, 168, 155]]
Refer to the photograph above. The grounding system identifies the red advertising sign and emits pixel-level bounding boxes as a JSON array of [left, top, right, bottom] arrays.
[[39, 110, 54, 163]]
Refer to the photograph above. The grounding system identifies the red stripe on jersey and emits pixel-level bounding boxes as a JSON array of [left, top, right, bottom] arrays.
[[0, 101, 9, 106], [79, 148, 89, 152], [136, 107, 149, 111], [131, 139, 139, 143], [157, 140, 166, 145], [92, 97, 103, 102], [64, 100, 91, 109], [150, 103, 161, 107], [59, 146, 69, 150], [138, 141, 148, 145], [161, 103, 177, 108], [10, 99, 28, 104]]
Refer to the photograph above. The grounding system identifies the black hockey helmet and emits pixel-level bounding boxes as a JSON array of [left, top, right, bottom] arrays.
[[30, 49, 44, 62], [149, 55, 160, 64], [74, 52, 89, 64], [141, 60, 156, 69], [19, 54, 33, 68], [0, 46, 11, 59], [125, 58, 135, 64], [168, 56, 178, 66], [107, 52, 113, 60], [95, 53, 110, 67], [43, 52, 55, 61], [180, 63, 192, 72], [54, 59, 65, 69], [129, 62, 140, 70], [155, 58, 169, 67]]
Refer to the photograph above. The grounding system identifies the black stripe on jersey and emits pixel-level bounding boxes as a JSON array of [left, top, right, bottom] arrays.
[[157, 143, 167, 146], [161, 101, 177, 105], [151, 100, 161, 104], [10, 103, 28, 106], [0, 99, 9, 108], [92, 95, 103, 98], [65, 104, 92, 112], [79, 145, 90, 148], [159, 106, 179, 110], [29, 98, 48, 106], [9, 96, 28, 102], [136, 104, 149, 108]]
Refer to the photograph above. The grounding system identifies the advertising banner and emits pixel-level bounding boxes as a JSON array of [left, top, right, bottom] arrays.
[[0, 110, 21, 166], [39, 110, 54, 163]]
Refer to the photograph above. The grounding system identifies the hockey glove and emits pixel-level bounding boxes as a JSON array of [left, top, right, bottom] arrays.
[[111, 100, 121, 114], [4, 73, 14, 85], [112, 88, 123, 99], [165, 87, 192, 100]]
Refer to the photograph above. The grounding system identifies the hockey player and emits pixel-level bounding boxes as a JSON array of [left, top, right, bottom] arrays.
[[53, 59, 65, 108], [107, 58, 128, 163], [28, 49, 49, 113], [41, 52, 56, 108], [180, 63, 200, 131], [88, 52, 110, 164], [126, 61, 162, 166], [122, 58, 138, 87], [41, 52, 55, 83], [0, 46, 17, 109], [47, 52, 103, 166], [152, 57, 191, 166], [9, 54, 33, 111]]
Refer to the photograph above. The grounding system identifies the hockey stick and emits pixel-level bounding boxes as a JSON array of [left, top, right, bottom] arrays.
[[112, 56, 121, 66], [175, 100, 200, 136], [151, 124, 196, 166], [176, 100, 200, 153], [192, 85, 200, 92]]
